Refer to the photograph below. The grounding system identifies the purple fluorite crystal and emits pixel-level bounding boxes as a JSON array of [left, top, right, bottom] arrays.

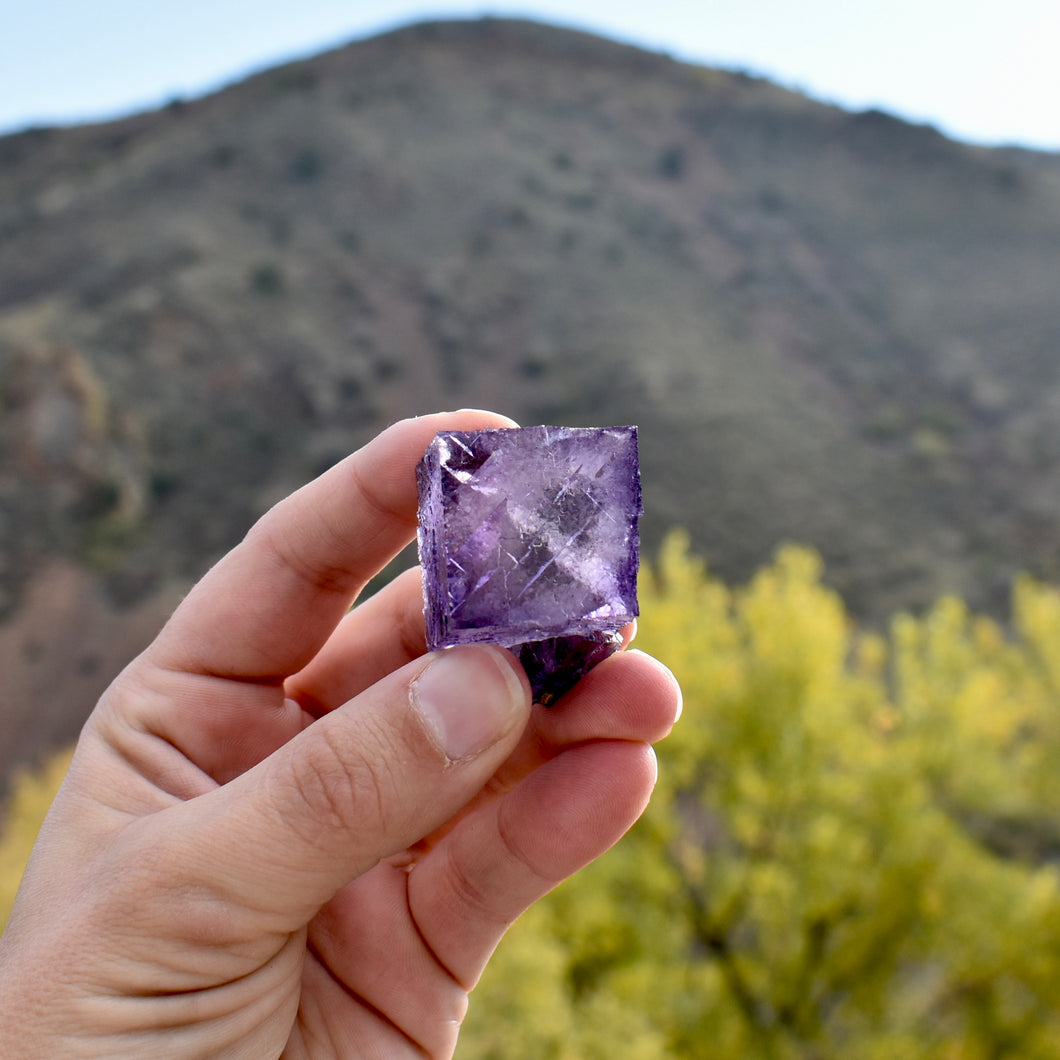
[[416, 425, 641, 705]]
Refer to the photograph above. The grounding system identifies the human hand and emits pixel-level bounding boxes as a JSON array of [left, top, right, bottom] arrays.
[[0, 410, 681, 1059]]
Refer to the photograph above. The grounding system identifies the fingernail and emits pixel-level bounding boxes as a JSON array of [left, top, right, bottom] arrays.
[[410, 645, 528, 764], [452, 408, 521, 427]]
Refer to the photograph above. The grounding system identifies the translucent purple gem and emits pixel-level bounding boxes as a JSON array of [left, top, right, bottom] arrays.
[[416, 425, 641, 705]]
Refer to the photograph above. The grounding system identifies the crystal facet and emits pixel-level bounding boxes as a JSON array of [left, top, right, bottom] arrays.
[[416, 425, 641, 704]]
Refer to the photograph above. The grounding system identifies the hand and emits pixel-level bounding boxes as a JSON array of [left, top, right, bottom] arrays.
[[0, 410, 681, 1059]]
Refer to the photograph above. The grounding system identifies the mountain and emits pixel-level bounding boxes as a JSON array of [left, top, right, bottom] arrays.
[[2, 17, 1060, 788]]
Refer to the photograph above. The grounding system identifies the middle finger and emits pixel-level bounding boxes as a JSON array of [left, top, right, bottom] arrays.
[[285, 566, 428, 718]]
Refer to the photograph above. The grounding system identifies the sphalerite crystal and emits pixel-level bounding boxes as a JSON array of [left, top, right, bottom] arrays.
[[416, 425, 641, 705]]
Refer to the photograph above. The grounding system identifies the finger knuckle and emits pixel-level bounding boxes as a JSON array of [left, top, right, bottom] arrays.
[[281, 722, 395, 845]]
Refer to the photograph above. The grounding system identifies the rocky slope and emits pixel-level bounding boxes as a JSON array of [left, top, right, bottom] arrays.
[[2, 17, 1060, 786]]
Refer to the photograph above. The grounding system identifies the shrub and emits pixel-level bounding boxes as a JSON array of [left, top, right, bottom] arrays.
[[462, 535, 1060, 1057], [9, 539, 1060, 1057]]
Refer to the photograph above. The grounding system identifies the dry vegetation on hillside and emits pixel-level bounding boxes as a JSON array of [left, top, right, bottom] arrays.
[[2, 17, 1060, 787]]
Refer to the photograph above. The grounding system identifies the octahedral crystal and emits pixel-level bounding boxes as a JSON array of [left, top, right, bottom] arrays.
[[416, 424, 641, 705]]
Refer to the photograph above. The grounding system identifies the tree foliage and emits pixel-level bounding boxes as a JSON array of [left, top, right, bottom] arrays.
[[462, 535, 1060, 1059], [7, 538, 1060, 1057], [0, 747, 73, 932]]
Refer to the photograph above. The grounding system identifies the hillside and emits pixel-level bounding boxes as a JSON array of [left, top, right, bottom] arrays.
[[2, 17, 1060, 785]]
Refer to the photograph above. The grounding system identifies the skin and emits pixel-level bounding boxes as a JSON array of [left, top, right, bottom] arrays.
[[0, 409, 681, 1059]]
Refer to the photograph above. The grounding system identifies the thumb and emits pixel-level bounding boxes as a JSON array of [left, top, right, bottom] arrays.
[[161, 645, 530, 922]]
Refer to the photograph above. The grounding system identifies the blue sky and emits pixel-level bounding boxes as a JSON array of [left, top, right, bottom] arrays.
[[2, 1, 1058, 150]]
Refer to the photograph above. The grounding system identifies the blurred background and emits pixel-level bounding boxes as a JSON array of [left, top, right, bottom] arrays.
[[3, 2, 1060, 1054]]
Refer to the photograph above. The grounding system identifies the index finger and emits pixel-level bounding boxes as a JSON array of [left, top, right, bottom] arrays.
[[147, 409, 517, 681]]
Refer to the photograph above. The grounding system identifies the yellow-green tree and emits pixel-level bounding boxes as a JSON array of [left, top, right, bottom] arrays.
[[0, 747, 73, 931], [8, 539, 1060, 1058], [463, 536, 1060, 1059]]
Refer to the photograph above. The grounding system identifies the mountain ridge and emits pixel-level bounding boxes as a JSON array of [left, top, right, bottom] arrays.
[[2, 16, 1060, 787]]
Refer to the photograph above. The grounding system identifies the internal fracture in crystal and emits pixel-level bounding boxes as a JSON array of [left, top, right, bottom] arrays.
[[416, 425, 641, 704]]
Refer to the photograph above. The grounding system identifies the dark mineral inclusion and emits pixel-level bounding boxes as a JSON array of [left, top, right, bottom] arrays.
[[416, 425, 641, 705]]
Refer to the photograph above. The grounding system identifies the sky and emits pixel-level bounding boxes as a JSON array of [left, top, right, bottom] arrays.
[[1, 1, 1058, 152]]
